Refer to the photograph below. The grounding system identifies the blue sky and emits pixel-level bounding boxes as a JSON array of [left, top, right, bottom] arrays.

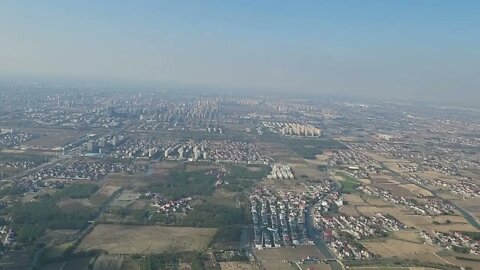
[[1, 1, 479, 104]]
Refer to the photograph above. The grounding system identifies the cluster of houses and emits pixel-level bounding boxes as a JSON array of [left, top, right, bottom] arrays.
[[162, 140, 270, 164], [419, 196, 456, 215], [145, 192, 193, 215], [1, 227, 15, 246], [420, 231, 480, 254], [0, 161, 39, 171], [313, 191, 343, 216], [316, 213, 406, 241], [206, 140, 269, 164], [327, 149, 381, 170], [314, 192, 405, 261], [21, 160, 143, 182], [0, 130, 36, 147], [267, 164, 294, 180], [325, 149, 382, 178], [23, 106, 125, 130], [397, 163, 419, 173], [250, 188, 310, 249], [405, 174, 429, 186], [432, 179, 480, 198], [358, 185, 453, 216], [327, 239, 373, 260]]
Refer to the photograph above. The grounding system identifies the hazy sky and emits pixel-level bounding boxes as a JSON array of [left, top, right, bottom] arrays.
[[1, 1, 479, 104]]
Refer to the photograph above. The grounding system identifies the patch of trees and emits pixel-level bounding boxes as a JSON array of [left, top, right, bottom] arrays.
[[0, 185, 28, 196], [213, 225, 242, 243], [140, 252, 206, 270], [11, 200, 96, 244], [57, 183, 99, 199], [221, 165, 270, 192], [149, 168, 217, 199], [180, 202, 245, 228], [9, 183, 100, 244], [226, 165, 270, 180]]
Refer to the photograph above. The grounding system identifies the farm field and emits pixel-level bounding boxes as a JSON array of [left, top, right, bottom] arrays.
[[362, 238, 440, 258], [220, 262, 260, 270], [299, 263, 331, 270], [76, 224, 216, 254], [439, 253, 480, 270], [399, 184, 433, 197], [255, 246, 326, 270], [349, 266, 437, 270], [355, 205, 479, 232], [22, 130, 85, 149]]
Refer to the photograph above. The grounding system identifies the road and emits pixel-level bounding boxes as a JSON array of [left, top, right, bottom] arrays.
[[304, 183, 344, 270], [451, 202, 480, 230]]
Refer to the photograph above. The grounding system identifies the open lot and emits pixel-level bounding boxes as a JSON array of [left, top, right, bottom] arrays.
[[77, 224, 216, 254], [399, 184, 433, 197], [439, 253, 480, 270], [357, 205, 479, 232], [299, 264, 331, 270], [255, 246, 326, 270], [391, 230, 422, 243], [57, 198, 93, 212], [23, 130, 85, 149], [220, 262, 260, 270], [362, 238, 440, 258], [110, 190, 137, 208], [340, 205, 360, 216]]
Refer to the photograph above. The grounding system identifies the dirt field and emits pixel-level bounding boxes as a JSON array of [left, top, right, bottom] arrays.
[[207, 189, 237, 207], [260, 260, 294, 270], [362, 238, 439, 258], [110, 190, 137, 207], [98, 184, 122, 197], [263, 178, 307, 192], [23, 130, 84, 149], [432, 215, 471, 224], [77, 225, 216, 254], [374, 183, 414, 197], [399, 184, 433, 197], [349, 266, 438, 270], [453, 198, 480, 218], [440, 253, 480, 269], [363, 197, 395, 206], [255, 245, 326, 270], [57, 198, 93, 212], [339, 205, 360, 216], [255, 246, 325, 260], [391, 230, 422, 243], [356, 205, 433, 229], [220, 262, 260, 270], [343, 194, 367, 205], [147, 162, 178, 178], [290, 162, 324, 179], [185, 162, 223, 172], [299, 264, 331, 270]]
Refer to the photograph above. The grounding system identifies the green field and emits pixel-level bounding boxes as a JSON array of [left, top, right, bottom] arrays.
[[336, 171, 360, 193]]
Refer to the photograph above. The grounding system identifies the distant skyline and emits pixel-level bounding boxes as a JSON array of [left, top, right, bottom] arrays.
[[1, 1, 479, 106]]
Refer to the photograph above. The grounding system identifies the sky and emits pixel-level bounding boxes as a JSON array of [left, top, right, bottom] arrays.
[[0, 1, 479, 105]]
